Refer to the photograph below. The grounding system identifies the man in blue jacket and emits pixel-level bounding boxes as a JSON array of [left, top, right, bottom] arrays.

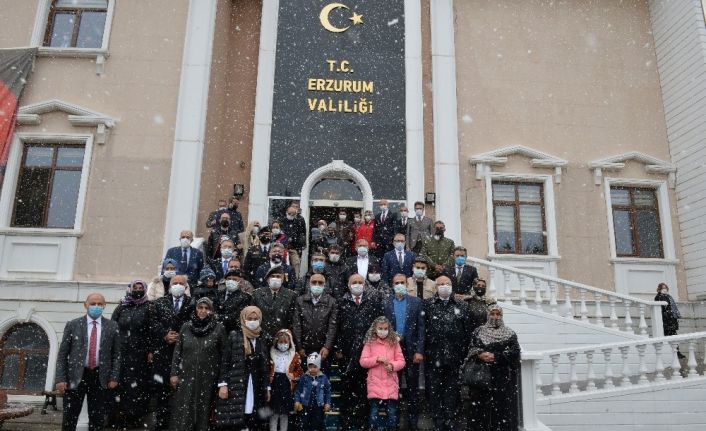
[[163, 230, 204, 287], [385, 273, 425, 431], [381, 233, 415, 285]]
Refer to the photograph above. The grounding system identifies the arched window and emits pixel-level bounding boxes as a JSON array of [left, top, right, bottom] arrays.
[[0, 323, 50, 394]]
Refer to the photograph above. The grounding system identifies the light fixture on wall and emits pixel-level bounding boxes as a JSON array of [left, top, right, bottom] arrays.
[[233, 184, 245, 199], [425, 192, 436, 205]]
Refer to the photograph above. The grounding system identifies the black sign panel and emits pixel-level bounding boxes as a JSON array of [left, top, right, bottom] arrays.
[[268, 0, 406, 199]]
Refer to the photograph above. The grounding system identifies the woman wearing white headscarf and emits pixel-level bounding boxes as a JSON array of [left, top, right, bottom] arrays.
[[464, 304, 521, 431]]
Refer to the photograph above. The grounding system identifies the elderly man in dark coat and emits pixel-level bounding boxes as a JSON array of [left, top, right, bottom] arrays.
[[293, 273, 338, 369], [214, 268, 252, 333], [252, 266, 297, 338]]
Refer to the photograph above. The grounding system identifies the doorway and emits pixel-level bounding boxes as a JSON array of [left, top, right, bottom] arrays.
[[308, 200, 363, 259]]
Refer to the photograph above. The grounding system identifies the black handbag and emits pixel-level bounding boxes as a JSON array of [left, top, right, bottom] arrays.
[[461, 358, 491, 389]]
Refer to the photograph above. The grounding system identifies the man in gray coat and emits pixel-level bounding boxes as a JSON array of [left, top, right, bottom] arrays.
[[55, 293, 121, 431], [407, 201, 433, 253]]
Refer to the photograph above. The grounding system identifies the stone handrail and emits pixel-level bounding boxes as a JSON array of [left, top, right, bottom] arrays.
[[467, 257, 666, 337]]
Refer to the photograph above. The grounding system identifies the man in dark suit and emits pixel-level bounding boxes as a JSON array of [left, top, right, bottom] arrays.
[[242, 227, 271, 283], [163, 230, 204, 287], [151, 275, 194, 431], [372, 199, 397, 259], [385, 273, 425, 431], [381, 233, 416, 285], [253, 242, 298, 290], [55, 293, 120, 431], [252, 266, 297, 338], [215, 269, 253, 333], [443, 246, 479, 296], [342, 238, 379, 287], [407, 201, 433, 253], [209, 237, 238, 281], [394, 205, 411, 235]]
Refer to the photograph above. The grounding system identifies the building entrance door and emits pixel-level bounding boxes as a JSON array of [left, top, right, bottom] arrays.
[[308, 199, 363, 258]]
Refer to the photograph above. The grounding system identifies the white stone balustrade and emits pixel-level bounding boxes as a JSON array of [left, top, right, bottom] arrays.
[[467, 257, 666, 337]]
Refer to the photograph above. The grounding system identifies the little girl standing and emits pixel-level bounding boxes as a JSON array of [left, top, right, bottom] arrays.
[[268, 329, 302, 431], [359, 316, 406, 431]]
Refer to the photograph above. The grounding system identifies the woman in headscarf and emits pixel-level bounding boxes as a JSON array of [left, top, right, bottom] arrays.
[[170, 297, 227, 431], [241, 220, 262, 259], [464, 304, 521, 431], [108, 280, 156, 428], [215, 306, 272, 431], [655, 282, 684, 358], [148, 258, 183, 300]]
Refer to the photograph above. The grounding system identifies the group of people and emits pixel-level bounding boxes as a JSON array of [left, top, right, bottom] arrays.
[[56, 198, 525, 431]]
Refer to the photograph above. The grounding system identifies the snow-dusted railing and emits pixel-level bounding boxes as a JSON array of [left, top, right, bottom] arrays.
[[467, 257, 666, 337]]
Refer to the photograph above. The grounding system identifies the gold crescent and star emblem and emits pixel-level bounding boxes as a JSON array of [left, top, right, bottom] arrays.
[[319, 3, 364, 33]]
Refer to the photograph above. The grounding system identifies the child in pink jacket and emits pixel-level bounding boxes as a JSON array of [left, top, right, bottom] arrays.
[[359, 316, 406, 430]]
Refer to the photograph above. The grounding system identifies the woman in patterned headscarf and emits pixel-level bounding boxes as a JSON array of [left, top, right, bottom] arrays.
[[464, 304, 521, 431]]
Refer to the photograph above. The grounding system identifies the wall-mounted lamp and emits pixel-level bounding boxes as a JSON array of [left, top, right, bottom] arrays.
[[425, 192, 436, 204], [233, 184, 245, 199]]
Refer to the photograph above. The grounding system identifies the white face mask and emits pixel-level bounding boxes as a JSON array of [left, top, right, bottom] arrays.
[[438, 284, 453, 299], [354, 217, 362, 223], [225, 279, 239, 292], [368, 273, 381, 283], [339, 214, 347, 221], [394, 284, 407, 296], [357, 246, 368, 257], [277, 343, 290, 352], [180, 238, 191, 248], [379, 206, 388, 211], [269, 278, 283, 290], [400, 211, 408, 217], [377, 329, 389, 339], [271, 228, 281, 236], [394, 242, 405, 251], [169, 284, 186, 298], [251, 226, 260, 234], [350, 283, 364, 296], [245, 320, 260, 331], [221, 248, 234, 258], [413, 268, 426, 279], [364, 215, 372, 222], [415, 209, 423, 217], [329, 253, 341, 263], [164, 270, 177, 278], [286, 214, 295, 220]]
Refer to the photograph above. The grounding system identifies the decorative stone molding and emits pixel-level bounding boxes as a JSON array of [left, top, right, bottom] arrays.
[[16, 99, 116, 144], [469, 145, 568, 183], [588, 152, 676, 188]]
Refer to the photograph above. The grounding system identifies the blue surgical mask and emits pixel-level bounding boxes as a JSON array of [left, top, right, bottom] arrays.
[[394, 284, 407, 296], [455, 256, 466, 266], [310, 285, 324, 297], [357, 246, 368, 256], [87, 305, 104, 319], [312, 261, 325, 272]]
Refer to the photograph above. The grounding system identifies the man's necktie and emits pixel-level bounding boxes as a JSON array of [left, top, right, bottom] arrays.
[[88, 321, 97, 369], [355, 296, 361, 305], [181, 248, 188, 272], [174, 298, 180, 312], [398, 252, 404, 268], [222, 260, 228, 275]]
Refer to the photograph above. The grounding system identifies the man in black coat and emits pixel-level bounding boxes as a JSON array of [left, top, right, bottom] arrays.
[[151, 275, 194, 431], [424, 275, 472, 431], [242, 227, 272, 283], [204, 212, 240, 262], [325, 245, 347, 300], [253, 242, 298, 290], [215, 269, 253, 333], [342, 238, 380, 287], [372, 199, 398, 259], [293, 273, 338, 368], [443, 246, 479, 296], [335, 273, 385, 431], [252, 266, 297, 338], [55, 293, 120, 431], [281, 204, 307, 277]]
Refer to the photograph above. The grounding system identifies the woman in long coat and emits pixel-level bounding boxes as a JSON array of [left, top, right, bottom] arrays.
[[109, 280, 155, 428], [464, 304, 521, 431], [170, 297, 227, 431], [215, 306, 272, 431]]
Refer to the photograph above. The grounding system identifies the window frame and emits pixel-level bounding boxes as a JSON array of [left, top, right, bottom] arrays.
[[484, 173, 559, 260], [491, 180, 548, 255], [0, 133, 94, 234], [31, 0, 115, 56], [42, 1, 108, 49], [11, 142, 86, 229], [604, 178, 676, 262], [0, 323, 50, 395], [609, 186, 664, 258]]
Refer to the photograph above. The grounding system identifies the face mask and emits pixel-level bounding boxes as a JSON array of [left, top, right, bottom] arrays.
[[377, 329, 389, 338], [221, 220, 230, 228], [221, 248, 234, 258], [277, 343, 290, 352], [394, 284, 407, 296], [368, 273, 381, 283], [660, 289, 668, 295], [260, 236, 271, 244], [438, 284, 453, 298], [169, 284, 186, 298], [164, 270, 177, 278], [269, 278, 283, 290], [286, 214, 295, 220], [379, 206, 388, 211], [327, 231, 336, 237], [435, 228, 445, 236], [339, 214, 346, 221], [354, 217, 361, 223], [400, 211, 408, 217], [455, 256, 466, 266], [413, 268, 426, 279], [312, 261, 325, 272], [271, 228, 281, 236], [474, 287, 486, 297], [218, 206, 227, 211], [87, 305, 104, 319], [271, 255, 283, 265], [251, 226, 260, 234], [318, 224, 326, 230], [131, 290, 145, 299], [357, 246, 368, 257], [225, 279, 239, 292], [180, 238, 191, 248], [245, 320, 260, 331], [329, 253, 340, 263], [394, 242, 405, 251], [364, 215, 372, 222], [310, 285, 324, 296], [350, 283, 364, 296], [415, 209, 423, 217]]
